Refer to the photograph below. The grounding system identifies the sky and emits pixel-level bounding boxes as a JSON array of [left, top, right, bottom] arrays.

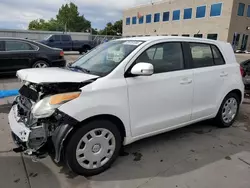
[[0, 0, 154, 30]]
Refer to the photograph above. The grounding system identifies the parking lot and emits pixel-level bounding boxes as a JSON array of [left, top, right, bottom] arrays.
[[0, 53, 250, 188]]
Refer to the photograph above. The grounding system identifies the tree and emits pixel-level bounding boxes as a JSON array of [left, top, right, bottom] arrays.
[[113, 20, 122, 35], [98, 20, 122, 36], [28, 2, 91, 32], [91, 28, 98, 35], [28, 19, 64, 31], [56, 2, 91, 32]]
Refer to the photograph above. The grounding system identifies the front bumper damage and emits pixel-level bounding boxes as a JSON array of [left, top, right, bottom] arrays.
[[8, 96, 78, 162]]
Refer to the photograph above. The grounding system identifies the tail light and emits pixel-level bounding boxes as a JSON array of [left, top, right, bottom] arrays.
[[60, 51, 64, 57], [240, 65, 245, 77]]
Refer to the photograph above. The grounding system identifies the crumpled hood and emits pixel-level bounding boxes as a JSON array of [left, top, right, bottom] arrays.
[[17, 68, 99, 84]]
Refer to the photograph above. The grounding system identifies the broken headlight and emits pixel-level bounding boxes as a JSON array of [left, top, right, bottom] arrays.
[[31, 92, 81, 119]]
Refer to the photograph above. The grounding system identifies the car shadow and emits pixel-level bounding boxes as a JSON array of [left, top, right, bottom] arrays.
[[89, 120, 250, 182], [56, 114, 250, 183]]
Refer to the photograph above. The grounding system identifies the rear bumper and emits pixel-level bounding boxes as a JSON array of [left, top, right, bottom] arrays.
[[51, 59, 66, 67]]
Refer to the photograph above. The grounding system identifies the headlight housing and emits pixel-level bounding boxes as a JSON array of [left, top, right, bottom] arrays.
[[31, 92, 81, 119]]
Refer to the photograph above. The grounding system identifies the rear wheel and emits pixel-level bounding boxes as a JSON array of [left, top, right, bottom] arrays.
[[64, 120, 122, 176], [80, 45, 91, 54], [215, 93, 240, 127], [32, 60, 49, 68]]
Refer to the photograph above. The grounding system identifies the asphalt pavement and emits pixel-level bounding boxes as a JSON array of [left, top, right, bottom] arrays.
[[0, 53, 250, 188]]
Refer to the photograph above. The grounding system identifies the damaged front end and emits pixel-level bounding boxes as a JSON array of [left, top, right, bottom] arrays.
[[9, 80, 94, 162]]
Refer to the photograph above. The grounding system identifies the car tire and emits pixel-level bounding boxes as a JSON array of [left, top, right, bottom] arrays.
[[215, 93, 240, 128], [32, 60, 49, 68], [64, 119, 122, 176], [83, 45, 91, 53]]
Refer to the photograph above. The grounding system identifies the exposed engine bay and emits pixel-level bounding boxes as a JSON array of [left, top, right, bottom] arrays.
[[11, 79, 95, 160]]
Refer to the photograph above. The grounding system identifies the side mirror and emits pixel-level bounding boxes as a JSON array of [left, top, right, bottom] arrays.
[[49, 39, 54, 42], [131, 62, 154, 76]]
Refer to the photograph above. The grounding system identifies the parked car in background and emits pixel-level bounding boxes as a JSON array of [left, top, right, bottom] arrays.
[[0, 38, 66, 74], [240, 59, 250, 89], [8, 37, 244, 176], [40, 34, 93, 54]]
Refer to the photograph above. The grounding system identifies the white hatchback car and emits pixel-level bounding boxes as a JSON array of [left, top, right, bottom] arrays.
[[8, 36, 244, 176]]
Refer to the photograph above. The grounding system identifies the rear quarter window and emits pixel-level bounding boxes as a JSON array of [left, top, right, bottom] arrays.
[[211, 45, 225, 65]]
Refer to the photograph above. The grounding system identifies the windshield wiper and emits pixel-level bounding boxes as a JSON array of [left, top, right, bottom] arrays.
[[68, 65, 90, 74]]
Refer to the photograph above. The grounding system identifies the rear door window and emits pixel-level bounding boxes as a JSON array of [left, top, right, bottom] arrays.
[[54, 35, 61, 41], [189, 43, 214, 68]]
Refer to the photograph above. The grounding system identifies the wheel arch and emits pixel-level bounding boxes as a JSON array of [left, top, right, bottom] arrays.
[[81, 44, 91, 52], [228, 89, 242, 103], [216, 88, 243, 115], [31, 58, 50, 67], [55, 114, 126, 163], [77, 114, 126, 139]]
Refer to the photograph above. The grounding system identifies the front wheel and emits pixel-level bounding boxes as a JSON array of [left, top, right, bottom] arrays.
[[215, 93, 240, 128], [64, 120, 122, 176]]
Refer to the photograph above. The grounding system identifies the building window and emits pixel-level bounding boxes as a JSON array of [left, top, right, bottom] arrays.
[[182, 34, 190, 37], [171, 34, 178, 36], [194, 34, 203, 38], [196, 5, 206, 18], [146, 14, 152, 23], [163, 12, 170, 21], [207, 34, 218, 40], [132, 16, 137, 24], [126, 17, 130, 25], [247, 5, 250, 17], [139, 16, 144, 24], [210, 3, 222, 17], [184, 8, 192, 19], [154, 13, 160, 22], [238, 3, 245, 16], [173, 10, 180, 20]]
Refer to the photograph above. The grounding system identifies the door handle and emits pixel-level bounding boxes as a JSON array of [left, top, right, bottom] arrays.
[[180, 78, 192, 85], [220, 72, 228, 77]]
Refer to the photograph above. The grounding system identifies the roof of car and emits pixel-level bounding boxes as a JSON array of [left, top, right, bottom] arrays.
[[117, 36, 227, 45], [0, 37, 36, 43]]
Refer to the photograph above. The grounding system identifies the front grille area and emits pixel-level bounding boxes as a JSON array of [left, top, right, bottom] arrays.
[[15, 96, 36, 127]]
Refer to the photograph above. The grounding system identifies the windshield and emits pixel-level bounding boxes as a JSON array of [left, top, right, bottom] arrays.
[[71, 40, 144, 77], [44, 35, 52, 40]]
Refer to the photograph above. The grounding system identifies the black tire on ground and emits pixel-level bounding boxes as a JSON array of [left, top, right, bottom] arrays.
[[64, 120, 122, 176], [32, 60, 50, 68], [79, 51, 83, 55], [82, 45, 91, 53], [215, 92, 240, 128]]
